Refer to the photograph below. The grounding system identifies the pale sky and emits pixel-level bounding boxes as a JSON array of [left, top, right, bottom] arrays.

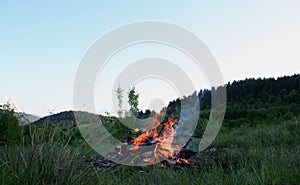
[[1, 1, 300, 116]]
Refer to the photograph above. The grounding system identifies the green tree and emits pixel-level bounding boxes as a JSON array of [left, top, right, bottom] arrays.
[[0, 102, 21, 146], [287, 89, 297, 103], [128, 86, 139, 116], [280, 89, 288, 101], [115, 84, 124, 118]]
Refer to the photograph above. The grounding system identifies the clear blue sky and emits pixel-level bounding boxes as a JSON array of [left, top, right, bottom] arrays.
[[1, 1, 300, 116]]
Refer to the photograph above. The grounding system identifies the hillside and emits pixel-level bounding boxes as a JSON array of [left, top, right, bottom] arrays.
[[32, 111, 110, 126], [32, 74, 300, 131], [16, 112, 40, 125], [167, 74, 300, 129]]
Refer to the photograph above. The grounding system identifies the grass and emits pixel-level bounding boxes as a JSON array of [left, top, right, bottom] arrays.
[[0, 118, 299, 185]]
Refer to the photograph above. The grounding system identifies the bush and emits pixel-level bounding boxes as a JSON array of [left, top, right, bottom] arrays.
[[0, 102, 21, 146]]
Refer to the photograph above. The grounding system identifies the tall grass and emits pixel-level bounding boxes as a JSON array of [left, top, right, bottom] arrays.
[[0, 124, 97, 184], [0, 118, 299, 184]]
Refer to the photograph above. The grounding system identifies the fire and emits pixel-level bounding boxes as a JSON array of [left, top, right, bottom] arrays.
[[159, 162, 166, 168], [132, 132, 148, 148], [127, 114, 190, 165], [176, 157, 190, 165]]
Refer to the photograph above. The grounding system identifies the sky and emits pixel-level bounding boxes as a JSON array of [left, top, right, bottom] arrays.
[[1, 1, 300, 116]]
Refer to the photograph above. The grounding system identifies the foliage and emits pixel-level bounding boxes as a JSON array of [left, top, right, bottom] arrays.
[[115, 84, 124, 118], [165, 74, 300, 130], [128, 86, 139, 116], [0, 102, 21, 146]]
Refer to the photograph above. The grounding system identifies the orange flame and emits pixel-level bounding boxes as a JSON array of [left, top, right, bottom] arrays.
[[128, 114, 190, 165]]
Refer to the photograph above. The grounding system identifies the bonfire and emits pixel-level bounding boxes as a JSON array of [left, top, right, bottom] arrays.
[[118, 113, 193, 166]]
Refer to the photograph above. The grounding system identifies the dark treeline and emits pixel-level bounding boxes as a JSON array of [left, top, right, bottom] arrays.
[[224, 74, 300, 127], [162, 74, 300, 134]]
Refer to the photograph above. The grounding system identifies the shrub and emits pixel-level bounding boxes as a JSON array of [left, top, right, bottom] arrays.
[[0, 102, 21, 146]]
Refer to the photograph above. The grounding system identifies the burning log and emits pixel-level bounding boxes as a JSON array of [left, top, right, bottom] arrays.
[[121, 114, 195, 165], [95, 98, 201, 168]]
